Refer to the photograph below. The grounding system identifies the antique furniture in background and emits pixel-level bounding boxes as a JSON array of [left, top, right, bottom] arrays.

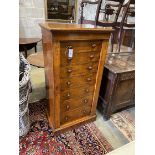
[[116, 0, 135, 52], [40, 22, 113, 133], [98, 52, 135, 119], [45, 0, 77, 22], [80, 0, 135, 53], [80, 0, 125, 52], [19, 38, 42, 58]]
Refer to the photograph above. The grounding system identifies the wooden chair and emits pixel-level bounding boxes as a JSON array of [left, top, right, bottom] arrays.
[[116, 0, 135, 52], [80, 0, 125, 52], [96, 0, 135, 52], [95, 0, 125, 27], [80, 0, 100, 25], [80, 0, 135, 53]]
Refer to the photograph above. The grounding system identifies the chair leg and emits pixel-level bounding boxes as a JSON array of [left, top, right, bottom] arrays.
[[110, 33, 114, 53], [117, 28, 124, 53], [131, 29, 135, 52]]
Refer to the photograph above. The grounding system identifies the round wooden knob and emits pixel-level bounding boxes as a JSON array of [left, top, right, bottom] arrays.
[[67, 69, 72, 73], [92, 43, 97, 48], [65, 116, 68, 121], [90, 55, 94, 58], [88, 66, 93, 70], [83, 99, 88, 103], [87, 78, 91, 81], [85, 89, 89, 93], [66, 105, 70, 110], [66, 81, 71, 85], [67, 93, 71, 97]]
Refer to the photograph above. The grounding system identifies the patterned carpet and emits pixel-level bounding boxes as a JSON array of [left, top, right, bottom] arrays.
[[110, 109, 135, 141], [19, 99, 113, 155], [20, 99, 135, 155], [21, 66, 135, 154]]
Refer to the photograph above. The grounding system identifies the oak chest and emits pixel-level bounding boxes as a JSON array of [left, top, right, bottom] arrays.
[[40, 22, 113, 133], [98, 52, 135, 119]]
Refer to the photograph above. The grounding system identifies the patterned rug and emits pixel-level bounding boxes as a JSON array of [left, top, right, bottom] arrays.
[[110, 108, 135, 141], [19, 99, 113, 155]]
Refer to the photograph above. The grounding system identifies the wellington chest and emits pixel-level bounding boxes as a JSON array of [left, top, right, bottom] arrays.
[[40, 22, 113, 133], [98, 52, 135, 119]]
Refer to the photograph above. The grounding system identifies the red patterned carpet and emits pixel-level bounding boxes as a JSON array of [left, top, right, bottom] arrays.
[[19, 100, 113, 155]]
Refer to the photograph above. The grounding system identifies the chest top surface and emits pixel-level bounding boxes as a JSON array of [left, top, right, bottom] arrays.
[[39, 22, 114, 32], [105, 52, 135, 73]]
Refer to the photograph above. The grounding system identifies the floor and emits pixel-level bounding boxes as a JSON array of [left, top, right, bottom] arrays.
[[107, 141, 135, 155], [28, 66, 135, 151]]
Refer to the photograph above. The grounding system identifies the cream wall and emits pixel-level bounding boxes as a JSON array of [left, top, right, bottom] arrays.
[[19, 0, 45, 51], [19, 0, 98, 39]]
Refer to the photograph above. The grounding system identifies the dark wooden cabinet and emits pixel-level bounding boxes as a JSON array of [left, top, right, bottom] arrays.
[[40, 22, 113, 133], [98, 52, 135, 119]]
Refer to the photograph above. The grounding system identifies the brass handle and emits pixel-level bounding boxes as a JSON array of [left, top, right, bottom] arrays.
[[67, 69, 72, 73], [85, 89, 89, 93], [66, 105, 70, 110], [67, 93, 71, 97], [90, 55, 94, 58], [92, 43, 97, 48], [88, 66, 93, 70], [87, 78, 91, 81], [66, 81, 71, 85], [65, 116, 68, 121], [83, 99, 88, 103]]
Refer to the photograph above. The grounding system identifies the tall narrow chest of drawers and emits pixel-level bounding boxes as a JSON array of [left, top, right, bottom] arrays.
[[40, 22, 113, 133]]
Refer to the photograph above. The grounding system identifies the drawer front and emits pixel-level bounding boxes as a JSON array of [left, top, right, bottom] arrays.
[[60, 95, 93, 113], [60, 62, 99, 78], [60, 74, 96, 91], [60, 40, 102, 54], [61, 51, 100, 66], [60, 86, 94, 101], [60, 106, 92, 125]]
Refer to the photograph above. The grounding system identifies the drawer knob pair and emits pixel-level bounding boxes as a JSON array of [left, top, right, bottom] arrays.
[[87, 78, 92, 81], [83, 110, 87, 114], [65, 116, 68, 121], [67, 93, 71, 97], [88, 66, 93, 70], [83, 99, 88, 103], [67, 69, 72, 73], [66, 45, 73, 49], [66, 81, 71, 85], [90, 55, 95, 58], [66, 105, 70, 110], [85, 89, 89, 93], [92, 43, 97, 48]]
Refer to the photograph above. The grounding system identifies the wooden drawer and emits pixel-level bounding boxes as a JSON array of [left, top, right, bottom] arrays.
[[60, 74, 96, 91], [60, 106, 92, 125], [60, 62, 99, 78], [60, 40, 102, 54], [60, 95, 93, 113], [60, 86, 94, 101], [60, 51, 100, 66]]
